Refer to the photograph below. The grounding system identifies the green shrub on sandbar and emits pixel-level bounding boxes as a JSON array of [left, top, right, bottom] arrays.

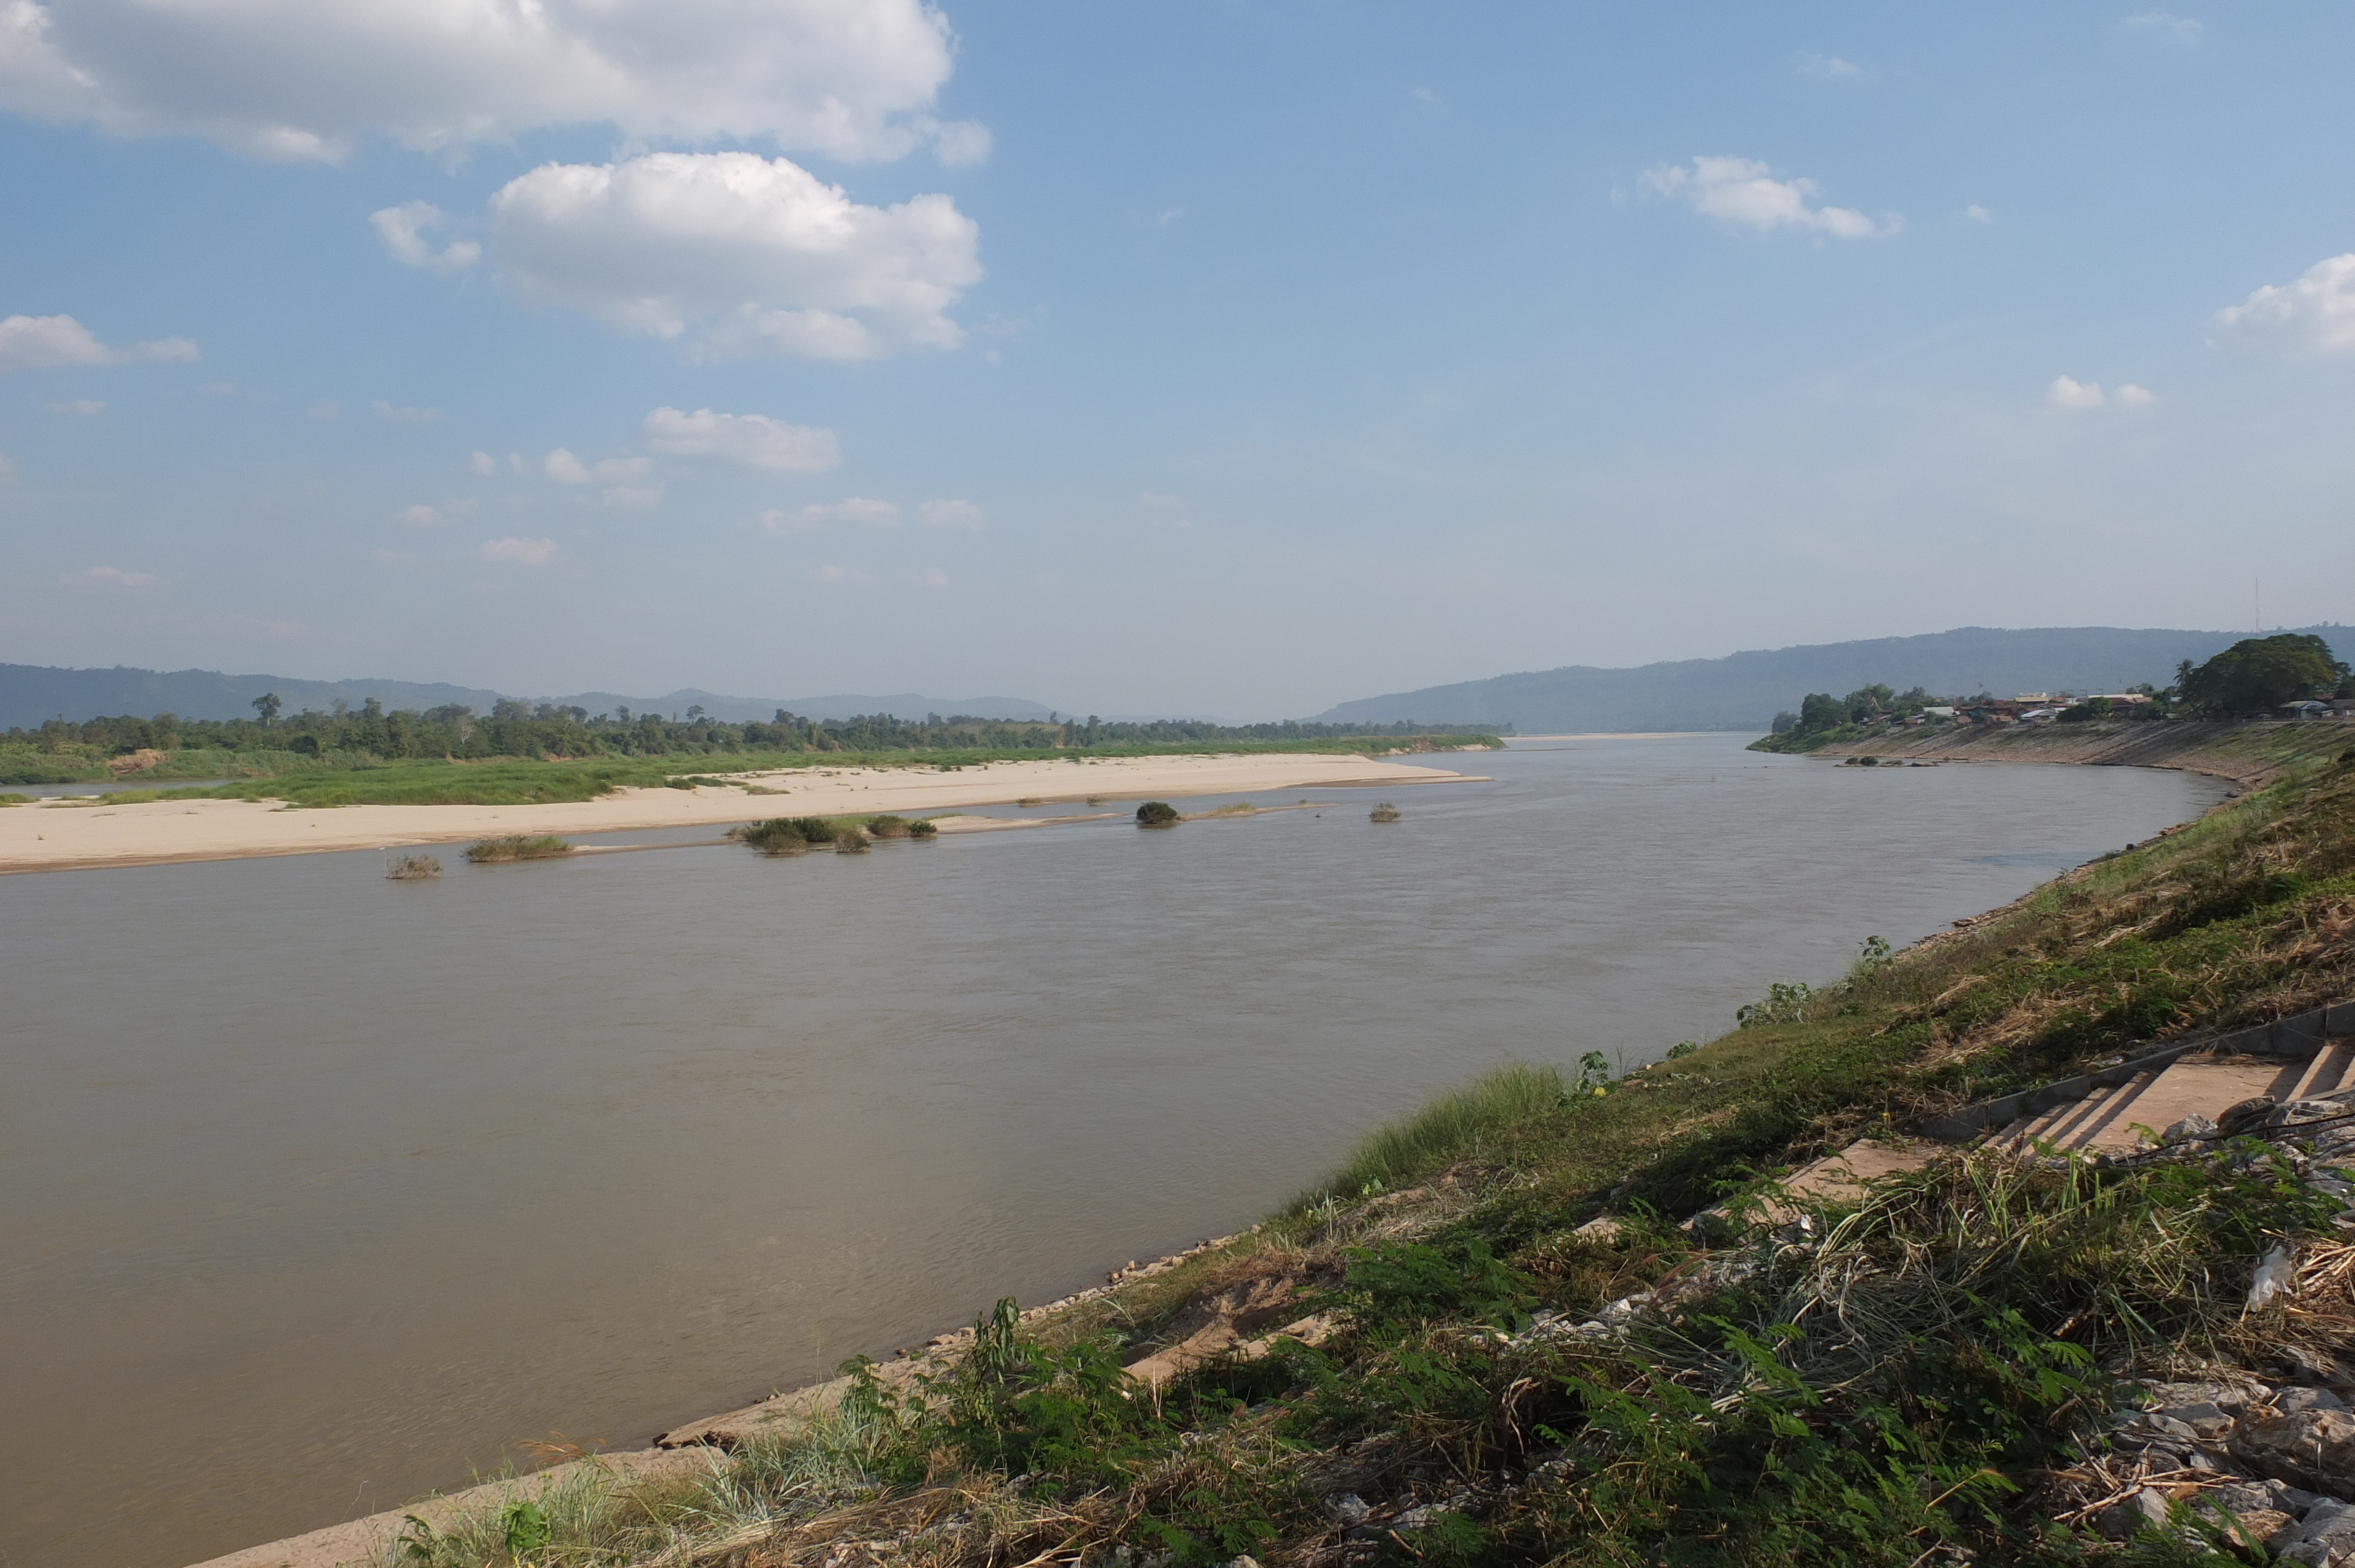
[[1135, 800, 1179, 828], [833, 825, 871, 853], [462, 835, 573, 863], [865, 814, 911, 838], [907, 818, 939, 839], [735, 818, 839, 855], [1292, 1061, 1570, 1207]]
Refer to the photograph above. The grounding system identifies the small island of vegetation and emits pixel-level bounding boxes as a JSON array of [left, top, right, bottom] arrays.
[[462, 835, 574, 863], [1135, 800, 1180, 828]]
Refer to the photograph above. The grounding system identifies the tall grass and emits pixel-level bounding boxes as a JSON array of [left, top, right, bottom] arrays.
[[1296, 1062, 1569, 1205]]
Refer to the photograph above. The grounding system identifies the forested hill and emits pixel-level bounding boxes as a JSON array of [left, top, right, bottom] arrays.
[[1316, 623, 2353, 734], [0, 663, 1054, 730]]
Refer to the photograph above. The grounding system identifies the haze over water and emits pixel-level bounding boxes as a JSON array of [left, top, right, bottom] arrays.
[[0, 736, 2229, 1566]]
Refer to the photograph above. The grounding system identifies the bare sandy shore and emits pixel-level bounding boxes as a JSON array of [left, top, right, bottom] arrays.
[[0, 752, 1485, 875]]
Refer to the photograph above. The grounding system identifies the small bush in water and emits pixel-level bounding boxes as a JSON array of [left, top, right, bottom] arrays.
[[1135, 800, 1179, 828], [834, 825, 871, 853], [737, 818, 838, 855], [1368, 801, 1402, 823], [463, 835, 573, 863], [908, 818, 939, 838], [385, 853, 442, 880]]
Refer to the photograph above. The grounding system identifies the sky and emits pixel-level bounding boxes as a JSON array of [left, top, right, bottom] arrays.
[[1, 2, 2350, 720]]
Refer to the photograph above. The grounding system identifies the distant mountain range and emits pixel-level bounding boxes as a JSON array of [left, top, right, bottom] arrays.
[[1315, 624, 2353, 734], [0, 664, 1057, 730]]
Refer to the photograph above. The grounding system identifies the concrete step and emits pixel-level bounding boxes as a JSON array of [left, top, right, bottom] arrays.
[[2285, 1039, 2355, 1102], [2008, 1076, 2139, 1152]]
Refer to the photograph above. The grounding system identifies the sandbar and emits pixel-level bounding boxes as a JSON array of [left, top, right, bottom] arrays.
[[0, 752, 1486, 875]]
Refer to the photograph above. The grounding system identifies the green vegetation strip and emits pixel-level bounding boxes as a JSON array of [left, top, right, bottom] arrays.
[[373, 742, 2355, 1565]]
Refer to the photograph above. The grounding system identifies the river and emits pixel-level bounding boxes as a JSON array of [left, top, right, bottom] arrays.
[[0, 735, 2228, 1566]]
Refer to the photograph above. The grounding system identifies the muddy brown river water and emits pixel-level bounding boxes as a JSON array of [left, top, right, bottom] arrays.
[[0, 735, 2229, 1566]]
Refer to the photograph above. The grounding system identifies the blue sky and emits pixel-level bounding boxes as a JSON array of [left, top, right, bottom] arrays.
[[1, 2, 2349, 718]]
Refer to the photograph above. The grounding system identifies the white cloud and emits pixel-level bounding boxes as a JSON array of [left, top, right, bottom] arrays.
[[1796, 53, 1862, 78], [0, 313, 197, 371], [483, 151, 980, 359], [68, 563, 157, 587], [2212, 254, 2355, 354], [0, 0, 980, 165], [370, 202, 480, 274], [480, 536, 556, 566], [47, 397, 104, 414], [2125, 12, 2204, 43], [918, 498, 984, 529], [917, 566, 949, 588], [1638, 157, 1896, 239], [1965, 204, 1993, 222], [390, 497, 476, 527], [810, 564, 871, 584], [642, 407, 840, 472], [2044, 376, 2109, 410], [544, 448, 649, 486], [372, 399, 442, 423], [762, 497, 900, 533], [469, 451, 497, 477], [2114, 383, 2157, 406]]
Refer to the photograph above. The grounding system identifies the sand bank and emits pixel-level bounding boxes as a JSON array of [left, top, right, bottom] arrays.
[[0, 752, 1484, 875]]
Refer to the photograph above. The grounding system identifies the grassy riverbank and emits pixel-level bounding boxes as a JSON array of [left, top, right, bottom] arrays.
[[64, 736, 1500, 809], [322, 743, 2355, 1566], [1756, 715, 2353, 785]]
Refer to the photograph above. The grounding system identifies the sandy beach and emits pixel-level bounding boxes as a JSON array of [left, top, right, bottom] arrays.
[[0, 752, 1485, 876]]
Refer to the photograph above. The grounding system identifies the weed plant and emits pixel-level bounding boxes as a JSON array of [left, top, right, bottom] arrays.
[[385, 853, 442, 880]]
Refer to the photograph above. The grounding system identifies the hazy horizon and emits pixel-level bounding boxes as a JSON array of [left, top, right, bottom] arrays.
[[4, 3, 2351, 717]]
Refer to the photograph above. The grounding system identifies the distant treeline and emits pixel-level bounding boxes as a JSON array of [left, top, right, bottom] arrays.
[[2, 697, 1498, 776]]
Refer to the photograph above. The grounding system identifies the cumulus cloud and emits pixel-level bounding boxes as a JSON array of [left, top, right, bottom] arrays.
[[643, 407, 840, 472], [370, 202, 479, 273], [2044, 376, 2155, 410], [1965, 204, 1993, 222], [2212, 254, 2355, 355], [2045, 376, 2107, 410], [372, 399, 442, 423], [544, 448, 649, 486], [762, 497, 900, 533], [47, 397, 103, 414], [544, 447, 660, 508], [480, 536, 556, 566], [918, 498, 984, 529], [1796, 53, 1861, 78], [1639, 157, 1896, 238], [469, 451, 497, 477], [0, 0, 983, 165], [68, 563, 157, 587], [0, 313, 197, 371], [483, 151, 980, 359], [2125, 12, 2204, 43], [390, 497, 476, 527]]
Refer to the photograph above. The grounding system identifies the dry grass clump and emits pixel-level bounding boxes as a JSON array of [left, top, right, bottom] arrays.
[[865, 813, 911, 839], [834, 826, 871, 853], [1368, 801, 1402, 822], [462, 834, 573, 863], [385, 853, 442, 880], [1208, 801, 1258, 816]]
